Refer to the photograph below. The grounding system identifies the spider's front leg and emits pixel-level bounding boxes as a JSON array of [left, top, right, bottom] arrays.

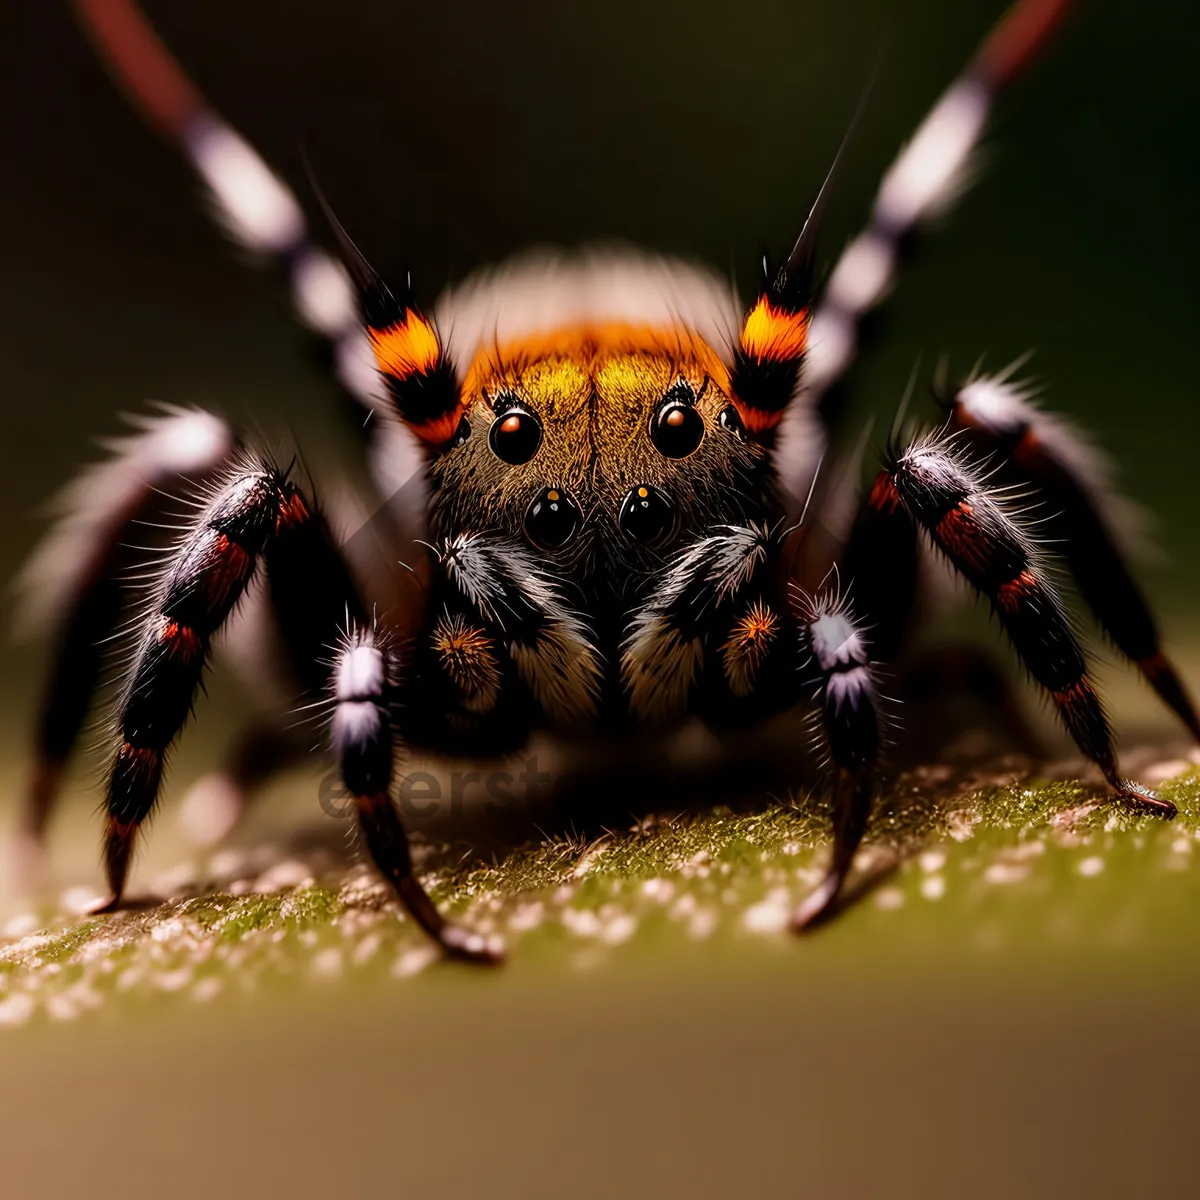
[[96, 457, 370, 903], [329, 628, 503, 965], [790, 595, 883, 931]]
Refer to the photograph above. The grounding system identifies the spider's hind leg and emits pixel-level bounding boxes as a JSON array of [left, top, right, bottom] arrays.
[[869, 429, 1175, 819], [947, 374, 1200, 743]]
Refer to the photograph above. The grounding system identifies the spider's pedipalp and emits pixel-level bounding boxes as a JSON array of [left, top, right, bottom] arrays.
[[622, 524, 773, 723], [948, 375, 1200, 743]]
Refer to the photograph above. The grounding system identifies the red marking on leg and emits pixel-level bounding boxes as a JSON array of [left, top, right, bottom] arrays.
[[933, 500, 988, 567], [996, 569, 1039, 614], [868, 472, 904, 514], [157, 618, 202, 661], [275, 487, 311, 532], [198, 532, 252, 609], [1051, 677, 1097, 711], [977, 0, 1076, 90]]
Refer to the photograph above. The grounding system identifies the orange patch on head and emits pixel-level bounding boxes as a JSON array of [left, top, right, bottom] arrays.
[[369, 309, 441, 381], [462, 321, 732, 398], [739, 296, 809, 364]]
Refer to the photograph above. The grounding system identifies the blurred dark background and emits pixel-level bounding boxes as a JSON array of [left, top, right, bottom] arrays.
[[1, 0, 1197, 689]]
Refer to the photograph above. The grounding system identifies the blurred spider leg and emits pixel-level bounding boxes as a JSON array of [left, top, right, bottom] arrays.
[[176, 723, 307, 847], [791, 596, 882, 930], [17, 408, 235, 845], [72, 0, 377, 407], [331, 627, 503, 965], [95, 460, 300, 911], [947, 376, 1200, 742], [880, 435, 1176, 818], [769, 0, 1076, 509]]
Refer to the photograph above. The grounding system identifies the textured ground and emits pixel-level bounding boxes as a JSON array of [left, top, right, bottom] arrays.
[[3, 745, 1199, 1028]]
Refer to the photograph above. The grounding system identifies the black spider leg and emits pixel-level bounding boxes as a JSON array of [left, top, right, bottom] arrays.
[[946, 385, 1200, 743], [96, 462, 291, 910], [21, 410, 236, 842], [874, 433, 1175, 819], [790, 593, 882, 930], [839, 468, 1042, 756], [330, 628, 502, 965]]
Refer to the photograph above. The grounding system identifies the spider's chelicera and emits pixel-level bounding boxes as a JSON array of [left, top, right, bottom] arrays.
[[19, 0, 1198, 963]]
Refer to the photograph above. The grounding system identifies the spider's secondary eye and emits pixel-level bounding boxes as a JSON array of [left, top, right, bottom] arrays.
[[619, 484, 674, 547], [524, 487, 582, 551], [488, 400, 542, 465], [650, 383, 704, 459], [719, 405, 746, 441], [451, 415, 472, 447]]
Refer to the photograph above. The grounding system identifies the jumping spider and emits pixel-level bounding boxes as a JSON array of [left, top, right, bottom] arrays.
[[19, 0, 1197, 962]]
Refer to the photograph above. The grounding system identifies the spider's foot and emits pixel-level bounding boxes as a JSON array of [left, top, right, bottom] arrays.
[[1113, 779, 1177, 820], [791, 875, 842, 934], [439, 924, 506, 966], [88, 893, 124, 916]]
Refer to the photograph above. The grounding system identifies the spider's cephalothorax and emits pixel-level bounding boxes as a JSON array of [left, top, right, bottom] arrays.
[[19, 0, 1199, 963]]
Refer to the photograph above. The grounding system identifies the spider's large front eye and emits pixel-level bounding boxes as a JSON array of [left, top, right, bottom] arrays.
[[524, 487, 582, 551], [650, 382, 705, 459], [619, 484, 674, 547], [488, 400, 542, 465]]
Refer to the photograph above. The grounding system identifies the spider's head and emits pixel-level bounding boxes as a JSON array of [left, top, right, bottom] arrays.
[[426, 321, 774, 573]]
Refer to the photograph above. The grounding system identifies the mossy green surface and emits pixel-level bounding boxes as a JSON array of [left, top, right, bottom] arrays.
[[2, 753, 1198, 1028]]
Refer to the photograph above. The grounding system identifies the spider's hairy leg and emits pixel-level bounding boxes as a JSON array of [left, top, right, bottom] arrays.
[[947, 375, 1200, 743], [879, 434, 1175, 819], [791, 594, 882, 930], [15, 408, 235, 845], [95, 458, 309, 911], [331, 628, 502, 965]]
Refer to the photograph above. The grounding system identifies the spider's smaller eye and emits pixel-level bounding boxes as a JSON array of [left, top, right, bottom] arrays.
[[488, 399, 542, 465], [650, 382, 704, 459], [719, 405, 746, 442], [524, 487, 582, 551], [619, 484, 675, 547], [451, 414, 472, 447]]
